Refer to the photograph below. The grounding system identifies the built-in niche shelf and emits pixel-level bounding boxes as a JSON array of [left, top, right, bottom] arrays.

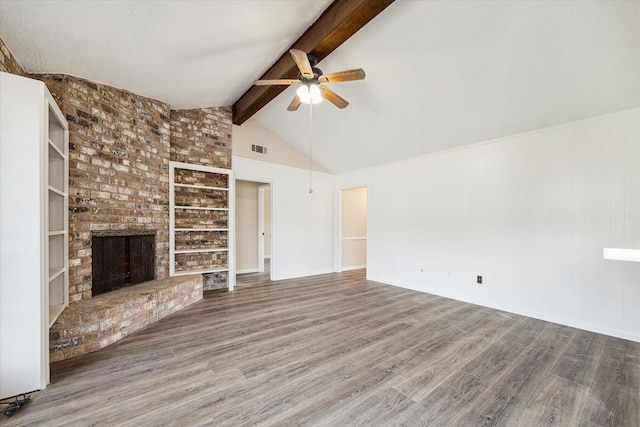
[[169, 161, 235, 290], [0, 72, 69, 399], [603, 240, 640, 263]]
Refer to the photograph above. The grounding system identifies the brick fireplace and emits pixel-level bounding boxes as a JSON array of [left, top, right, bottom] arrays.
[[1, 37, 233, 361], [36, 73, 232, 301]]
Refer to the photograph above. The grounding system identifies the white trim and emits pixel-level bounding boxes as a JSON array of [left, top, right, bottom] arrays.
[[174, 183, 228, 192], [169, 164, 176, 276], [264, 255, 271, 259], [228, 173, 236, 291], [257, 185, 265, 273], [175, 228, 229, 232], [603, 240, 640, 262], [174, 206, 228, 211], [174, 248, 228, 254], [234, 174, 275, 281], [336, 186, 368, 274], [274, 268, 334, 281], [173, 267, 228, 276], [236, 268, 259, 274], [342, 265, 366, 271]]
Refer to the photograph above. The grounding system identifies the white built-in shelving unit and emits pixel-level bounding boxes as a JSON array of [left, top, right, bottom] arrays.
[[0, 72, 69, 399], [169, 161, 235, 290]]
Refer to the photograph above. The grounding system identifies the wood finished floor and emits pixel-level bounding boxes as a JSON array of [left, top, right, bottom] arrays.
[[3, 269, 639, 426]]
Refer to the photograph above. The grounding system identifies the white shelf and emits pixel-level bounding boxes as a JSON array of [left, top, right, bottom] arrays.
[[175, 228, 229, 232], [175, 205, 229, 211], [48, 139, 66, 159], [49, 304, 65, 328], [1, 72, 69, 399], [48, 185, 66, 197], [174, 248, 229, 254], [49, 266, 65, 281], [169, 161, 234, 289], [603, 240, 640, 263], [174, 183, 228, 192], [173, 267, 229, 276]]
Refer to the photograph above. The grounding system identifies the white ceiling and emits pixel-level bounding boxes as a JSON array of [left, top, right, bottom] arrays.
[[0, 0, 332, 108], [1, 1, 639, 174]]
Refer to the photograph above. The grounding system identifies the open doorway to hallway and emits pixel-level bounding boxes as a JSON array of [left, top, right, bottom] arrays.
[[341, 187, 367, 271], [235, 180, 272, 283]]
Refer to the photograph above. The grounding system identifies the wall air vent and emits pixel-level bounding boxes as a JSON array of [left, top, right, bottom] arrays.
[[251, 144, 268, 154]]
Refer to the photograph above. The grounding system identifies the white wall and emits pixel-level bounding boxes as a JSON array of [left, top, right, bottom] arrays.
[[233, 156, 335, 280], [233, 119, 332, 173], [337, 109, 640, 342]]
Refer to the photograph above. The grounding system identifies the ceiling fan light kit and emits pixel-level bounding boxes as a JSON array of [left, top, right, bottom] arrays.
[[297, 84, 323, 105], [254, 49, 365, 111]]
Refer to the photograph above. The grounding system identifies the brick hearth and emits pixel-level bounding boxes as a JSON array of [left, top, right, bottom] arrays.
[[49, 275, 203, 362]]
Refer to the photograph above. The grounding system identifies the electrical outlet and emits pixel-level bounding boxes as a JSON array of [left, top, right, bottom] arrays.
[[477, 275, 483, 284]]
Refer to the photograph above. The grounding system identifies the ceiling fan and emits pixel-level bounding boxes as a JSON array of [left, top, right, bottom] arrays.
[[254, 49, 365, 111]]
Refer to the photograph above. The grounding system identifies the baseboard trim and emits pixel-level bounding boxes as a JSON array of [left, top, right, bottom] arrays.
[[342, 265, 366, 271], [236, 268, 258, 274]]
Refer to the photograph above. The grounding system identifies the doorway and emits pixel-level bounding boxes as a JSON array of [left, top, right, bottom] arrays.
[[235, 180, 272, 281], [340, 187, 367, 271], [258, 184, 271, 273]]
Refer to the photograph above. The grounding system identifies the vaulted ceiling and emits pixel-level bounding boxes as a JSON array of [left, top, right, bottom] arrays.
[[1, 1, 638, 173]]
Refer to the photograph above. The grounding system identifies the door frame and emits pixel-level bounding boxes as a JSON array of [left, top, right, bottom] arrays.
[[234, 175, 275, 280], [335, 185, 368, 273], [257, 184, 270, 273]]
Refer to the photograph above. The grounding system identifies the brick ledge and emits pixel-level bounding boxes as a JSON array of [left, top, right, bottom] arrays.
[[49, 275, 203, 362]]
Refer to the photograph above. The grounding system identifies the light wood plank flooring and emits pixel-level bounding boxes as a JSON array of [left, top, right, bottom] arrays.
[[3, 270, 638, 426]]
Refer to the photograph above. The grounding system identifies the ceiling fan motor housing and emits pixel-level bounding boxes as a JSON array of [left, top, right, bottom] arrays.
[[299, 54, 322, 81]]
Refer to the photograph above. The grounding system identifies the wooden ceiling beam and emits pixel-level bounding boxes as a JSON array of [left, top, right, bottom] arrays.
[[232, 0, 395, 125]]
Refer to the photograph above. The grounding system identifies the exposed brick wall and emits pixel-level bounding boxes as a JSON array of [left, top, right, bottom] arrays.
[[1, 36, 234, 298], [0, 37, 27, 76], [35, 74, 172, 302], [170, 107, 232, 168]]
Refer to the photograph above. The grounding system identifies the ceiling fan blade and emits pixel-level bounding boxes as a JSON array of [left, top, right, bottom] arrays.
[[289, 49, 314, 78], [319, 68, 366, 84], [287, 95, 302, 111], [255, 79, 300, 86], [320, 86, 349, 109]]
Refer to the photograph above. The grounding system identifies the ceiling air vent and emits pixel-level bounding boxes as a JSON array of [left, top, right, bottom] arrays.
[[251, 144, 268, 154]]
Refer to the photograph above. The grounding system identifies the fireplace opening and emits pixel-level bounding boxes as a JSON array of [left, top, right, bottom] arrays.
[[92, 231, 156, 296]]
